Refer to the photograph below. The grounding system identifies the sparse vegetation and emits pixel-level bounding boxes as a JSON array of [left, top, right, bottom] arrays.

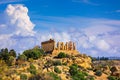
[[23, 47, 44, 60], [57, 52, 67, 58], [20, 74, 27, 80], [53, 60, 62, 66], [49, 72, 61, 80], [0, 47, 120, 80], [54, 66, 61, 74], [95, 70, 102, 76], [28, 64, 37, 75], [69, 64, 87, 80]]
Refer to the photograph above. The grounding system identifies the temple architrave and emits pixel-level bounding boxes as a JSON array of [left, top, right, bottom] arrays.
[[41, 39, 79, 56]]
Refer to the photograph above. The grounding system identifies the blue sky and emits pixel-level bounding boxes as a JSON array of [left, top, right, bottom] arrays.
[[0, 0, 120, 57]]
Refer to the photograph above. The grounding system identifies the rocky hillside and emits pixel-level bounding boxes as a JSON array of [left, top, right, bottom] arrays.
[[0, 48, 120, 80]]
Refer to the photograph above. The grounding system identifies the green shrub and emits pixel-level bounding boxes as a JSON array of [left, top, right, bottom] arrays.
[[57, 52, 67, 58], [0, 78, 2, 80], [82, 72, 88, 76], [90, 77, 94, 80], [49, 72, 61, 80], [54, 66, 61, 74], [95, 70, 102, 76], [29, 64, 37, 75], [72, 72, 86, 80], [18, 54, 27, 61], [108, 76, 117, 80], [62, 62, 67, 65], [20, 74, 27, 80], [69, 64, 78, 76], [53, 60, 61, 66], [23, 48, 43, 60], [69, 64, 87, 80]]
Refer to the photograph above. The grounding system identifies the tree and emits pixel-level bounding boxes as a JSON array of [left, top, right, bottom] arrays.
[[7, 56, 15, 66], [0, 48, 9, 62], [18, 54, 27, 61], [23, 48, 44, 60], [9, 49, 16, 57]]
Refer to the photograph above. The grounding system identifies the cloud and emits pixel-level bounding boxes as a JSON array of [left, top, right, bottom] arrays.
[[0, 4, 35, 53], [34, 16, 120, 57], [96, 40, 110, 51], [3, 4, 35, 36], [0, 0, 24, 4], [116, 10, 120, 13], [72, 0, 99, 5]]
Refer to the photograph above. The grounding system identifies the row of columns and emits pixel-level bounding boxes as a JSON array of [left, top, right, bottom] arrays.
[[56, 41, 76, 50]]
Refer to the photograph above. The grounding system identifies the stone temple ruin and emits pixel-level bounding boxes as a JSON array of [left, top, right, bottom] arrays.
[[41, 39, 79, 56]]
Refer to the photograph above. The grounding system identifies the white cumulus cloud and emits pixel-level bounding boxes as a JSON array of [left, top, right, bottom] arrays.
[[0, 4, 36, 53], [4, 4, 35, 36]]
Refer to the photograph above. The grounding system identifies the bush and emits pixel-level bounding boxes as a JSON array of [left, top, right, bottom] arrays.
[[57, 52, 67, 58], [53, 60, 62, 66], [108, 76, 117, 80], [72, 72, 86, 80], [62, 62, 67, 65], [20, 74, 27, 80], [69, 64, 78, 76], [18, 54, 27, 61], [54, 66, 61, 74], [90, 77, 94, 80], [23, 48, 43, 60], [28, 64, 37, 75], [69, 64, 87, 80], [95, 70, 102, 76], [49, 72, 61, 80]]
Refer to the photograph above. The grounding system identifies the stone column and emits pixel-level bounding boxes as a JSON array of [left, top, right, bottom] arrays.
[[62, 42, 64, 50], [57, 42, 60, 50], [73, 42, 76, 50], [54, 42, 56, 50], [66, 42, 68, 50]]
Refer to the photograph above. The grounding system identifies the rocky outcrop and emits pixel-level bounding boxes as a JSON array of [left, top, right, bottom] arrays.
[[111, 66, 120, 77], [61, 54, 92, 69]]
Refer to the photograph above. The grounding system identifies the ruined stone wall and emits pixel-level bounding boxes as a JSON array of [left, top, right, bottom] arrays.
[[41, 39, 77, 55], [41, 39, 55, 53]]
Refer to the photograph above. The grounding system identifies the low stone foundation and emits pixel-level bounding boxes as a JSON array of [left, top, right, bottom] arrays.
[[52, 50, 79, 56]]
